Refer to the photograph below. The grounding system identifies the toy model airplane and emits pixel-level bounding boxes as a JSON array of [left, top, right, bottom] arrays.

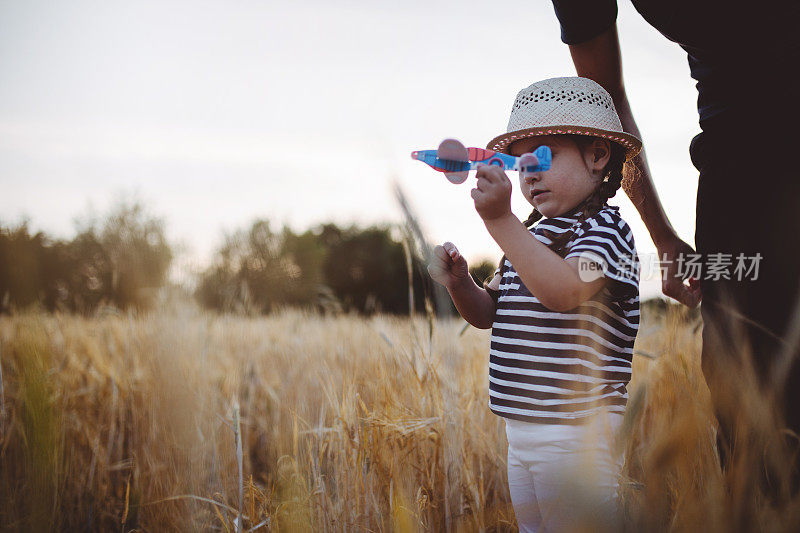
[[411, 138, 551, 184]]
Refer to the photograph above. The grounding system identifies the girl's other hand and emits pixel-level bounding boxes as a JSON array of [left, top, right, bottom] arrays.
[[428, 242, 471, 289]]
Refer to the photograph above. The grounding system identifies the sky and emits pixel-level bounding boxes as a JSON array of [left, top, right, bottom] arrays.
[[0, 0, 701, 300]]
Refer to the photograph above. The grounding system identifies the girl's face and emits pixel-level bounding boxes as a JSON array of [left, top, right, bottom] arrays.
[[509, 135, 609, 218]]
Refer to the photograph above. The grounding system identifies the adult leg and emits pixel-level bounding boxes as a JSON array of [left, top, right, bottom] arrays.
[[692, 111, 800, 498]]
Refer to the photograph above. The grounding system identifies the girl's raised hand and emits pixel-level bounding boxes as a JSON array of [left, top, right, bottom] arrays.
[[428, 242, 470, 289], [471, 164, 513, 222]]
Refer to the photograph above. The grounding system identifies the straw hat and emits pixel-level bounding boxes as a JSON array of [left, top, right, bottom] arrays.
[[486, 77, 642, 161]]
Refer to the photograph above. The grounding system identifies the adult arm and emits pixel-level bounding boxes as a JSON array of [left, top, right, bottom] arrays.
[[565, 24, 701, 307]]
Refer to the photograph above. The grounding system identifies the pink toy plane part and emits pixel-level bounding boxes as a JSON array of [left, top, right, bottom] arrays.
[[411, 138, 552, 184]]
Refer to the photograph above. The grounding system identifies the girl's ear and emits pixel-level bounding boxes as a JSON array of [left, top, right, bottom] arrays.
[[586, 138, 611, 172]]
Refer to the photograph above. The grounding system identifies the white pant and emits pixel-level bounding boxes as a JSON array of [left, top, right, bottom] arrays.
[[505, 412, 625, 533]]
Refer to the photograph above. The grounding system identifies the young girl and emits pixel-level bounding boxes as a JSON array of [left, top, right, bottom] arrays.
[[428, 77, 642, 532]]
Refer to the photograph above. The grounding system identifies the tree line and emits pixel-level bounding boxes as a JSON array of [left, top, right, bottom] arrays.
[[0, 201, 496, 315]]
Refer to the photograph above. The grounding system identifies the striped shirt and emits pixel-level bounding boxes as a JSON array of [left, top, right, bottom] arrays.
[[489, 203, 640, 425]]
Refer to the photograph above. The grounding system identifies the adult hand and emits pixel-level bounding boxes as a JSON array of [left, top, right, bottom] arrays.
[[428, 242, 471, 290], [657, 234, 702, 308], [471, 164, 513, 222]]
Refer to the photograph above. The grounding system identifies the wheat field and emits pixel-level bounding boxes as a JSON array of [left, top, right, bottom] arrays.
[[1, 300, 799, 531]]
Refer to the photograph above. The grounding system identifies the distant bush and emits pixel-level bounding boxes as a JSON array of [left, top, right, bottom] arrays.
[[196, 220, 326, 314], [469, 258, 499, 288], [0, 201, 172, 313], [196, 221, 437, 315]]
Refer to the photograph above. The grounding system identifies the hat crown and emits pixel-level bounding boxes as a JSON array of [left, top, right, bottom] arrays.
[[508, 77, 623, 134], [486, 76, 642, 160]]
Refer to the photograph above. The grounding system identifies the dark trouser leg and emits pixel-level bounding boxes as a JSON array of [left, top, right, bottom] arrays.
[[691, 113, 800, 499]]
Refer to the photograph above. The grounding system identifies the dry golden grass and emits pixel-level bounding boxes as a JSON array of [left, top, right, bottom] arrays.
[[1, 301, 799, 531]]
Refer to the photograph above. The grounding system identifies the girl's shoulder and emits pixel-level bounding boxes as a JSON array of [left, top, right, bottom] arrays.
[[586, 203, 623, 223], [569, 204, 641, 302], [577, 204, 635, 246]]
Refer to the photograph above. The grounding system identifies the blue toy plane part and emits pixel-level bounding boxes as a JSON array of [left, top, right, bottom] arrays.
[[411, 138, 551, 184]]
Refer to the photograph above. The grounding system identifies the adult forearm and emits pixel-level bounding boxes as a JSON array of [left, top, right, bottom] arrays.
[[447, 276, 496, 329], [612, 93, 678, 247]]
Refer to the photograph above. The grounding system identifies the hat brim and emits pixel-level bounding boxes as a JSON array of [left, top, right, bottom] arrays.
[[486, 126, 642, 161]]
